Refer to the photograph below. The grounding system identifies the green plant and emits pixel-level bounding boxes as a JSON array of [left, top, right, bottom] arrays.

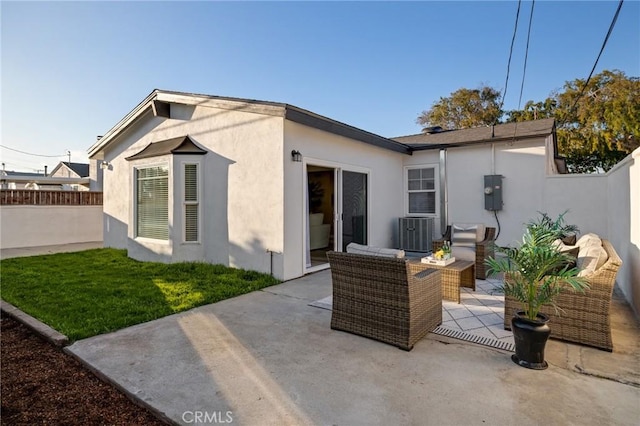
[[486, 212, 588, 321]]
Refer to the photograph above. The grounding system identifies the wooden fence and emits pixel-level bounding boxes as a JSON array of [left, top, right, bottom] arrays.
[[0, 190, 103, 206]]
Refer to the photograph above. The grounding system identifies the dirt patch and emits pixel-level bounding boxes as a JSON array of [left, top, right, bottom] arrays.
[[1, 315, 167, 425]]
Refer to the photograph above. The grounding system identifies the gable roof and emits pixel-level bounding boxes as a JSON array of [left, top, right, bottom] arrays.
[[392, 118, 555, 150], [88, 90, 411, 158], [49, 162, 90, 177], [125, 136, 208, 161]]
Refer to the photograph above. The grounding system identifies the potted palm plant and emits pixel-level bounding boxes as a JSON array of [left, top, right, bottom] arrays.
[[486, 212, 588, 370]]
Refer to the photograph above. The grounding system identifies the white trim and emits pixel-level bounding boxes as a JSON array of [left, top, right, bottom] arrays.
[[404, 164, 439, 217], [181, 161, 202, 244], [132, 161, 170, 242], [302, 157, 371, 274]]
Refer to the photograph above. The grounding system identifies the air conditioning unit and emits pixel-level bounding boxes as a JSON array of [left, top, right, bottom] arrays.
[[398, 217, 434, 252]]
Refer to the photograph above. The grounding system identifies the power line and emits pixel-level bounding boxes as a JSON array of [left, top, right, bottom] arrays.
[[498, 0, 522, 118], [516, 0, 535, 112], [0, 144, 66, 158], [511, 0, 535, 143], [570, 0, 624, 112]]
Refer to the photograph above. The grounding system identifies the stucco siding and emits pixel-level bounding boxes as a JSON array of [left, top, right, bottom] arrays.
[[409, 138, 549, 246], [101, 104, 285, 274]]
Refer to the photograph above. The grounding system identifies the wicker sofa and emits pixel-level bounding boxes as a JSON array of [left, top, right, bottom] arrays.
[[326, 251, 442, 351], [433, 225, 496, 279], [504, 239, 622, 351]]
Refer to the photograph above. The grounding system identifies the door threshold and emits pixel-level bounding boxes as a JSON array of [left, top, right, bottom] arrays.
[[305, 263, 330, 274]]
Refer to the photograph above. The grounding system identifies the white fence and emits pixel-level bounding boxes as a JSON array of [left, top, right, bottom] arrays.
[[1, 204, 103, 249]]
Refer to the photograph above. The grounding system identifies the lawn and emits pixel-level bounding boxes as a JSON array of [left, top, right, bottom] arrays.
[[0, 249, 280, 341]]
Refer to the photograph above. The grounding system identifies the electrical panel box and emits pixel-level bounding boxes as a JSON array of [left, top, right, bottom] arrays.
[[484, 175, 503, 211]]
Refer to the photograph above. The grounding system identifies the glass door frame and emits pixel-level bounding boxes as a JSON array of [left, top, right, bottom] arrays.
[[303, 158, 371, 274]]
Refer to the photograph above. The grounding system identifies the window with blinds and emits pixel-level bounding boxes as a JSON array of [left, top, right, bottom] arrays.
[[407, 167, 436, 215], [136, 165, 169, 240], [184, 164, 199, 242]]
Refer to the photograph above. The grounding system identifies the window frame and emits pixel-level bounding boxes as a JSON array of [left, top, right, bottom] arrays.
[[134, 162, 170, 242], [404, 165, 438, 217], [182, 161, 201, 244]]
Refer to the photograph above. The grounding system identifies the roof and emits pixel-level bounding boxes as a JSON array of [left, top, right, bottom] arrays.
[[392, 118, 555, 150], [125, 136, 208, 161], [1, 170, 46, 177], [88, 90, 411, 158], [49, 162, 90, 177]]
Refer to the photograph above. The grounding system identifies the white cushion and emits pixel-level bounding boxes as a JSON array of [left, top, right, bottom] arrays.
[[452, 224, 479, 248], [451, 246, 475, 262], [576, 233, 601, 249], [577, 240, 608, 277], [346, 243, 405, 259]]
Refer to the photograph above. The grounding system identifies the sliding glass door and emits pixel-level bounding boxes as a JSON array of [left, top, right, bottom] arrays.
[[341, 171, 367, 251]]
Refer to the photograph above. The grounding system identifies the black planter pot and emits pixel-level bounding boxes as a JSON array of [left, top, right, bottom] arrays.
[[511, 311, 551, 370]]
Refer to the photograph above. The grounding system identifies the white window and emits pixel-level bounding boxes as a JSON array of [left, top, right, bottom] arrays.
[[407, 166, 436, 215], [184, 163, 199, 242], [136, 165, 169, 240]]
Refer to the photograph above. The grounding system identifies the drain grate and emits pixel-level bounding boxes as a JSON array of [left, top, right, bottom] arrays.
[[431, 326, 515, 352]]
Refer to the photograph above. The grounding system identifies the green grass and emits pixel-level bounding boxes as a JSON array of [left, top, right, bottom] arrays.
[[0, 248, 280, 341]]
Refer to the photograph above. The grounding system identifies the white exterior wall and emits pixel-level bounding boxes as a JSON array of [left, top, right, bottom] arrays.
[[543, 174, 608, 238], [0, 205, 103, 249], [408, 138, 549, 246], [282, 120, 405, 280], [605, 149, 639, 317], [101, 104, 284, 275]]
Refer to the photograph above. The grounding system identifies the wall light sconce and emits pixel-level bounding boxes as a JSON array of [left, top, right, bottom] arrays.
[[291, 150, 302, 162], [100, 161, 111, 170]]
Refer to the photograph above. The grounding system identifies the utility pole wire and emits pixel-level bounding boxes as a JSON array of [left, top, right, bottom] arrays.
[[498, 0, 522, 120], [569, 0, 624, 113], [0, 144, 66, 158], [511, 0, 536, 144]]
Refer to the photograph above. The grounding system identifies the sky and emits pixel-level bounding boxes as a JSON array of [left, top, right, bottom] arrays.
[[1, 1, 639, 173]]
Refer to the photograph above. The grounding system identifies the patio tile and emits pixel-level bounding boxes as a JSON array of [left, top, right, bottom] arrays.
[[441, 320, 462, 331], [465, 305, 495, 317], [487, 324, 514, 339], [447, 306, 475, 320], [456, 316, 485, 331], [477, 312, 504, 327], [442, 310, 453, 322], [481, 299, 504, 307]]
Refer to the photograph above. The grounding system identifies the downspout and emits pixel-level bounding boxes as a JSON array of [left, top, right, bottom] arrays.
[[439, 149, 448, 232]]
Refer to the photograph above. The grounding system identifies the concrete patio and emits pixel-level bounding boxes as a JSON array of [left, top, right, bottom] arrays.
[[67, 269, 640, 426]]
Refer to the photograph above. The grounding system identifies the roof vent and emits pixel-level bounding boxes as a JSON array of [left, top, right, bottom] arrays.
[[425, 126, 443, 134]]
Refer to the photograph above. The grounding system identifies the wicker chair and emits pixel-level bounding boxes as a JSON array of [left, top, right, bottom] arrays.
[[433, 226, 496, 279], [504, 239, 622, 351], [326, 251, 442, 351]]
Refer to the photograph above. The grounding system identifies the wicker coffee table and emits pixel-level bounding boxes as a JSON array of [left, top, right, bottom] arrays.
[[413, 259, 475, 303]]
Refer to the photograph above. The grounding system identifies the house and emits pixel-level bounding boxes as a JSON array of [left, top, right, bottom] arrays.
[[88, 89, 637, 317], [48, 161, 91, 190]]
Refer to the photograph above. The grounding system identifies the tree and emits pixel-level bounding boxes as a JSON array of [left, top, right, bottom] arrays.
[[416, 86, 503, 131], [507, 70, 640, 173]]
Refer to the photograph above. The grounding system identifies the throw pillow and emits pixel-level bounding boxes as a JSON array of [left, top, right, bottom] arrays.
[[577, 241, 608, 277], [452, 224, 477, 248], [576, 233, 601, 249]]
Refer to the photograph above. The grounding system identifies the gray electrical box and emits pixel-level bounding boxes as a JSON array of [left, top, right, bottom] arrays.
[[484, 175, 503, 211]]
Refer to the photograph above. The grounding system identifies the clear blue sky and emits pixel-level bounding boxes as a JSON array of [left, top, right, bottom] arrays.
[[2, 1, 638, 172]]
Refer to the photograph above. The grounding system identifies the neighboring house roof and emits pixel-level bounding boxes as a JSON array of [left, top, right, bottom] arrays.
[[392, 118, 556, 150], [49, 162, 90, 177], [88, 90, 412, 158], [125, 136, 208, 161], [1, 170, 46, 178]]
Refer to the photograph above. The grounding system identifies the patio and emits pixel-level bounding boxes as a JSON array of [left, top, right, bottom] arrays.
[[67, 269, 640, 425]]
